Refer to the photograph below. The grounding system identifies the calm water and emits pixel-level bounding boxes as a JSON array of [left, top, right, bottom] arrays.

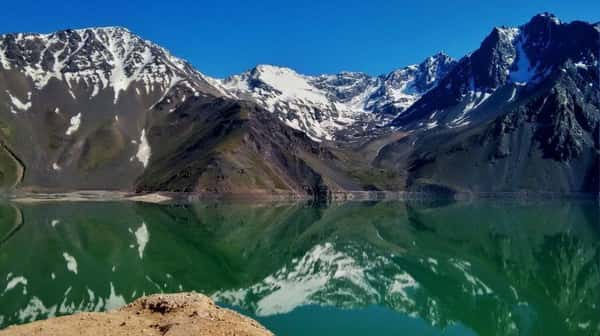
[[0, 200, 599, 335]]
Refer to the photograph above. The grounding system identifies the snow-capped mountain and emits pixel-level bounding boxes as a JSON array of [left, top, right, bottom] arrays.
[[220, 53, 455, 141], [392, 13, 599, 129], [0, 26, 234, 191], [378, 13, 599, 194], [0, 27, 227, 104], [220, 65, 359, 141], [360, 52, 456, 114], [0, 13, 597, 195], [0, 26, 455, 144]]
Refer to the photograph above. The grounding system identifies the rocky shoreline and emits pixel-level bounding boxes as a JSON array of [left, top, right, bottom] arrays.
[[0, 293, 273, 336]]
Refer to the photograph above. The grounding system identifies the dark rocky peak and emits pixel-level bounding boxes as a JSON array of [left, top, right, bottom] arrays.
[[519, 13, 598, 71], [525, 12, 562, 27], [407, 26, 519, 101], [382, 52, 456, 89], [446, 12, 596, 92], [431, 13, 597, 92], [391, 13, 599, 129], [410, 52, 457, 92], [461, 26, 519, 91]]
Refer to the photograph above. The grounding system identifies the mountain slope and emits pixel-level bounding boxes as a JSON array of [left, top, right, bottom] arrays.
[[391, 14, 599, 130], [221, 53, 455, 141], [378, 14, 600, 194], [0, 27, 230, 191], [134, 95, 372, 196]]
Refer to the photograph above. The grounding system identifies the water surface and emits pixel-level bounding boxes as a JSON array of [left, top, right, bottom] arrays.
[[0, 200, 599, 335]]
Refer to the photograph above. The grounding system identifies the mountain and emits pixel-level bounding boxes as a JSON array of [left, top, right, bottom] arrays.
[[132, 95, 380, 196], [391, 13, 598, 129], [220, 53, 455, 141], [0, 27, 232, 190], [0, 27, 392, 195], [0, 14, 598, 197], [379, 13, 600, 194]]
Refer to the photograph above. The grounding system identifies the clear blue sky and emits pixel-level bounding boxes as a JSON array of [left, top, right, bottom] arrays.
[[1, 0, 598, 78]]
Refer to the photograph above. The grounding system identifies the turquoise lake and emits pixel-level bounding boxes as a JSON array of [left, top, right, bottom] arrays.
[[0, 200, 599, 335]]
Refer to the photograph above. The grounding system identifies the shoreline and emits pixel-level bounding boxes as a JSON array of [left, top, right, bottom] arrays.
[[2, 190, 597, 204]]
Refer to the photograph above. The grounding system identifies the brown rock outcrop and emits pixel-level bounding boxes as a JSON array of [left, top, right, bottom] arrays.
[[0, 293, 273, 336]]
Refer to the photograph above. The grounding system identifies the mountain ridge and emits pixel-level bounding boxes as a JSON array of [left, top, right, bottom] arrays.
[[0, 13, 598, 197], [220, 53, 456, 141]]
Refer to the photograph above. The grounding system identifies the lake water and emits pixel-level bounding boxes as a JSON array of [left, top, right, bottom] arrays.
[[0, 200, 599, 335]]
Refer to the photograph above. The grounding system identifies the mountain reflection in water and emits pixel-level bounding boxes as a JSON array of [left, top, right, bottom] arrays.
[[0, 200, 598, 336]]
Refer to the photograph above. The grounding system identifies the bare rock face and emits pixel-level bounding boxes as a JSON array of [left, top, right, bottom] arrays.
[[0, 293, 273, 336]]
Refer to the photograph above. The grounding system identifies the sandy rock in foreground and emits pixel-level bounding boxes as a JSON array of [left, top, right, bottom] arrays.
[[0, 292, 273, 336]]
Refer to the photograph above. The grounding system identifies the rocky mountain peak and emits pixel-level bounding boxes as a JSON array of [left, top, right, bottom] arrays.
[[0, 26, 224, 102], [368, 53, 456, 116], [415, 51, 456, 90], [462, 12, 569, 92], [392, 13, 599, 132], [527, 12, 562, 27], [220, 53, 456, 141]]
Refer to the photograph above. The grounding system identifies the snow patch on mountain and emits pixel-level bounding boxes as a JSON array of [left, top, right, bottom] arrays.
[[6, 91, 32, 113], [574, 62, 589, 70], [509, 38, 538, 86], [254, 65, 331, 105], [149, 74, 183, 110], [65, 113, 82, 135], [0, 45, 10, 70], [450, 91, 493, 128], [135, 129, 151, 167], [103, 29, 149, 103], [508, 87, 518, 102]]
